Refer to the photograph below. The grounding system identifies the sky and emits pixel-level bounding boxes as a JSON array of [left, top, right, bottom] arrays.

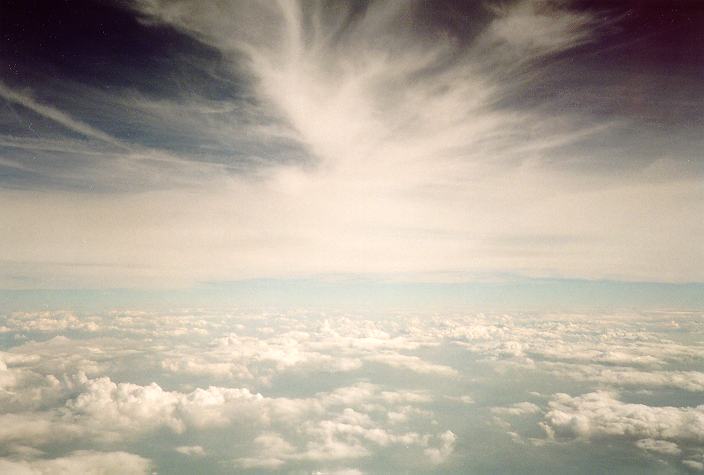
[[1, 3, 704, 473], [0, 0, 703, 308]]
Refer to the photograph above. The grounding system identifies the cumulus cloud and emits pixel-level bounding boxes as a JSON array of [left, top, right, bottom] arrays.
[[313, 469, 364, 475], [684, 459, 704, 471], [235, 432, 294, 468], [423, 430, 457, 464], [545, 364, 704, 393], [174, 445, 206, 457], [0, 451, 151, 475], [1, 308, 703, 471], [364, 353, 458, 377], [0, 364, 448, 468], [543, 391, 704, 442], [491, 401, 541, 416], [635, 438, 681, 456]]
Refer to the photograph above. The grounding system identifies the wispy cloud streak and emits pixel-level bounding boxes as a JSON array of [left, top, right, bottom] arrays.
[[0, 0, 701, 287], [0, 81, 127, 149]]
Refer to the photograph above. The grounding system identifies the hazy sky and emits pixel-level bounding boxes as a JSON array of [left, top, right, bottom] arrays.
[[1, 0, 702, 291]]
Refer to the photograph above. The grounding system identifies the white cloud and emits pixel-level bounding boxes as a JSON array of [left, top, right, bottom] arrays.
[[0, 82, 125, 148], [313, 469, 364, 475], [546, 364, 704, 393], [0, 451, 151, 475], [365, 353, 458, 377], [66, 377, 189, 437], [543, 391, 704, 442], [446, 395, 475, 405], [2, 311, 100, 333], [491, 401, 541, 416], [441, 313, 704, 395], [0, 354, 450, 469], [423, 430, 457, 464], [635, 438, 681, 456], [479, 0, 597, 64], [3, 309, 704, 472], [174, 445, 206, 457], [234, 432, 293, 468], [684, 460, 704, 471]]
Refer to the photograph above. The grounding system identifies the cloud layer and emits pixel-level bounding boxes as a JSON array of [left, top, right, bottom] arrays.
[[1, 308, 703, 472]]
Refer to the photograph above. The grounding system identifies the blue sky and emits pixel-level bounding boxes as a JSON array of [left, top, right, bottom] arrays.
[[1, 0, 702, 307], [2, 278, 703, 313]]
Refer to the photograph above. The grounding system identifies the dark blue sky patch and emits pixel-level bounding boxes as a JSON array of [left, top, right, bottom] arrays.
[[0, 0, 243, 101], [492, 0, 704, 127]]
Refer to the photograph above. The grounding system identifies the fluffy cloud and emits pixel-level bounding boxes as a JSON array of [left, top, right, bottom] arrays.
[[364, 353, 458, 377], [174, 445, 206, 457], [1, 311, 100, 333], [0, 451, 151, 475], [0, 367, 450, 469], [1, 308, 702, 472], [544, 364, 704, 393], [543, 391, 704, 442], [423, 431, 457, 464], [635, 438, 681, 456], [491, 401, 541, 416], [683, 459, 704, 471]]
